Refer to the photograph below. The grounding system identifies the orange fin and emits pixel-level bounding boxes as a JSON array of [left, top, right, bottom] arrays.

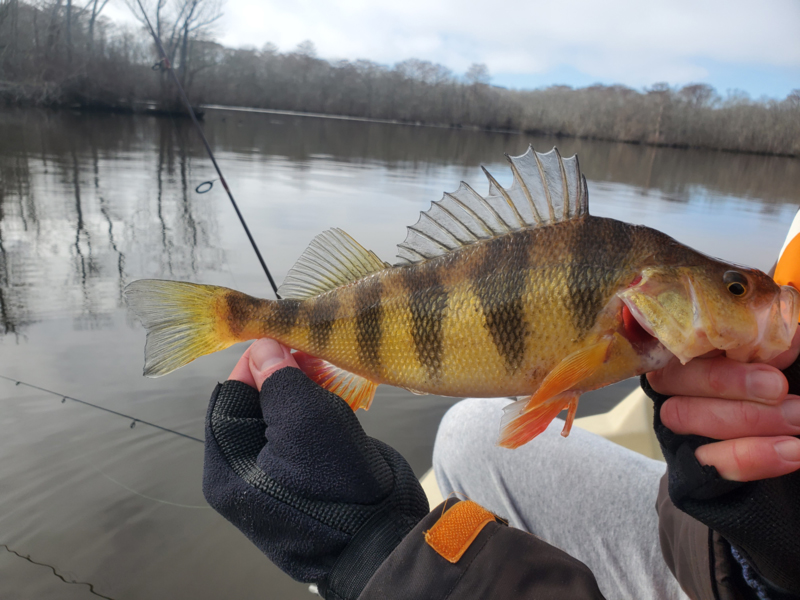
[[499, 392, 576, 449], [561, 394, 579, 438], [498, 339, 612, 449], [294, 352, 378, 411], [528, 338, 611, 407]]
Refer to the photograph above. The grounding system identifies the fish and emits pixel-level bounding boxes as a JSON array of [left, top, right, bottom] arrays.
[[124, 147, 800, 449]]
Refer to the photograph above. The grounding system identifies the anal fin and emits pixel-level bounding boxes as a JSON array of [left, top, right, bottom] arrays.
[[498, 338, 612, 449], [294, 352, 378, 411]]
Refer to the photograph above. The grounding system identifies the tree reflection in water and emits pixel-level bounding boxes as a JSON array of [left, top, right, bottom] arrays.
[[0, 110, 223, 334]]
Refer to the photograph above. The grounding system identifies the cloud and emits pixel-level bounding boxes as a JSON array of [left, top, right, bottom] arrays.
[[113, 0, 800, 94]]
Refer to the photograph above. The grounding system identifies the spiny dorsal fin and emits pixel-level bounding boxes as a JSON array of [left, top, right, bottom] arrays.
[[278, 228, 389, 299], [396, 146, 589, 265]]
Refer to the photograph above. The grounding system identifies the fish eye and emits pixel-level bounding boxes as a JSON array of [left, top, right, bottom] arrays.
[[723, 271, 748, 296]]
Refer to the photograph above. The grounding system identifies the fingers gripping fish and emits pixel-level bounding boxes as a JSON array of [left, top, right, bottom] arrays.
[[124, 147, 800, 449]]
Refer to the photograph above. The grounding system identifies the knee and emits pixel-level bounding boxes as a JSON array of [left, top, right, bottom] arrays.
[[432, 397, 510, 479]]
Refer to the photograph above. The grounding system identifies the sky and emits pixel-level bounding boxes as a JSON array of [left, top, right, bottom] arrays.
[[107, 0, 800, 100]]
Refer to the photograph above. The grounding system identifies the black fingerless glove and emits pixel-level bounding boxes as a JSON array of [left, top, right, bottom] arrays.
[[203, 368, 430, 600], [642, 361, 800, 596]]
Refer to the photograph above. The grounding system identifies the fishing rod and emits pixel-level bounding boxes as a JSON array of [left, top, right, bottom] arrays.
[[133, 0, 281, 299], [0, 374, 207, 599]]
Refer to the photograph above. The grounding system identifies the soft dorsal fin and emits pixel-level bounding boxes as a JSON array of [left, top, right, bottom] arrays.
[[396, 146, 589, 265], [278, 228, 390, 299]]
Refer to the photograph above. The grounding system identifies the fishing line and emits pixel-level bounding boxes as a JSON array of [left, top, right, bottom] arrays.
[[91, 465, 210, 509], [0, 543, 115, 600], [0, 374, 203, 444], [133, 0, 281, 299]]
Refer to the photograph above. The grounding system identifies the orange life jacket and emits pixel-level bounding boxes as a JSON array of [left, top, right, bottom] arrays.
[[775, 209, 800, 297]]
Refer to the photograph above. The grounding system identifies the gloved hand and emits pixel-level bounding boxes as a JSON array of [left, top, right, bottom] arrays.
[[203, 339, 430, 600], [643, 329, 800, 595]]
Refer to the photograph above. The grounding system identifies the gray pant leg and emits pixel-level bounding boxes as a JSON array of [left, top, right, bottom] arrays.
[[433, 397, 687, 600]]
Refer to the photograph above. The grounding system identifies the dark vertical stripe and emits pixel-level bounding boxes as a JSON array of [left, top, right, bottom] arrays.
[[307, 293, 339, 352], [471, 232, 531, 372], [566, 217, 632, 333], [266, 298, 302, 337], [355, 279, 383, 371], [402, 266, 448, 380], [226, 291, 267, 337]]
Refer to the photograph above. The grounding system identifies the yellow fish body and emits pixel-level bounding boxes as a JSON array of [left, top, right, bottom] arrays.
[[125, 148, 799, 448]]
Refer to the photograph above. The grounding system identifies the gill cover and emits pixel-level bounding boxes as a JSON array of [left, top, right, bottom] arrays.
[[618, 267, 799, 364]]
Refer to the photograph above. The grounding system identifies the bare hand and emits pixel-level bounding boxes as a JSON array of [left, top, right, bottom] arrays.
[[228, 338, 298, 391], [647, 329, 800, 482]]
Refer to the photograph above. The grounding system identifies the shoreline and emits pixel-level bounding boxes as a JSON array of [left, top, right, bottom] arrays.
[[203, 104, 799, 159], [4, 101, 797, 159]]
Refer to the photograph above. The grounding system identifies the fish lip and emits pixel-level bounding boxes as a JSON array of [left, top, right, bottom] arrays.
[[732, 285, 800, 363], [781, 285, 800, 332]]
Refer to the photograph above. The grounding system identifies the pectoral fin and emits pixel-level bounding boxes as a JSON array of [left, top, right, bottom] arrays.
[[498, 338, 611, 449], [294, 352, 378, 411]]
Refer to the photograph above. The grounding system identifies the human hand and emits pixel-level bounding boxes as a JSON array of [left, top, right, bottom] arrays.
[[203, 339, 429, 598], [646, 329, 800, 482], [643, 329, 800, 594]]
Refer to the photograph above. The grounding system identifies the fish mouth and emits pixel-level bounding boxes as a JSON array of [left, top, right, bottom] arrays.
[[616, 274, 701, 363], [615, 299, 674, 373], [619, 277, 800, 365], [620, 303, 657, 347]]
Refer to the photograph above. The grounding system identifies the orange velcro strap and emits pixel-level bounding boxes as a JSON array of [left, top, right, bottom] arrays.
[[775, 233, 800, 294], [424, 500, 496, 563]]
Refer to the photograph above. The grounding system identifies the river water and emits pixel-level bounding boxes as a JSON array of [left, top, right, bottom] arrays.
[[0, 107, 797, 599]]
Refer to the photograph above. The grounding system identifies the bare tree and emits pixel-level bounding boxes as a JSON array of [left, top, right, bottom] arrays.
[[125, 0, 222, 92], [787, 89, 800, 109], [0, 0, 20, 63], [678, 83, 717, 107], [174, 0, 221, 86], [294, 39, 316, 58], [84, 0, 110, 51], [465, 63, 490, 86]]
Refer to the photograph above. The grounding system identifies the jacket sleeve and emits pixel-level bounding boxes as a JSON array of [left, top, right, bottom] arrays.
[[656, 474, 755, 600], [359, 499, 606, 600]]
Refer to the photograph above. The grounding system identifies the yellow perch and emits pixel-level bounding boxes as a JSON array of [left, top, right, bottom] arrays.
[[125, 147, 800, 448]]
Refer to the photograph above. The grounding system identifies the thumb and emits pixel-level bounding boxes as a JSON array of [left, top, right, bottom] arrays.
[[249, 338, 299, 391]]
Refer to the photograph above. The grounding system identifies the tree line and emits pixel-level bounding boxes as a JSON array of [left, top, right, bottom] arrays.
[[1, 0, 798, 156]]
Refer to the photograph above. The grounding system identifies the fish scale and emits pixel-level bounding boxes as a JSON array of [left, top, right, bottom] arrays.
[[124, 147, 799, 448]]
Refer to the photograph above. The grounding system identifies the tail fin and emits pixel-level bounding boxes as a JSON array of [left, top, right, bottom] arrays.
[[124, 279, 248, 377]]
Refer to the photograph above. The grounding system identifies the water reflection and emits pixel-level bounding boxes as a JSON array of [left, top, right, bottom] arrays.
[[0, 110, 225, 334], [205, 108, 800, 204]]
